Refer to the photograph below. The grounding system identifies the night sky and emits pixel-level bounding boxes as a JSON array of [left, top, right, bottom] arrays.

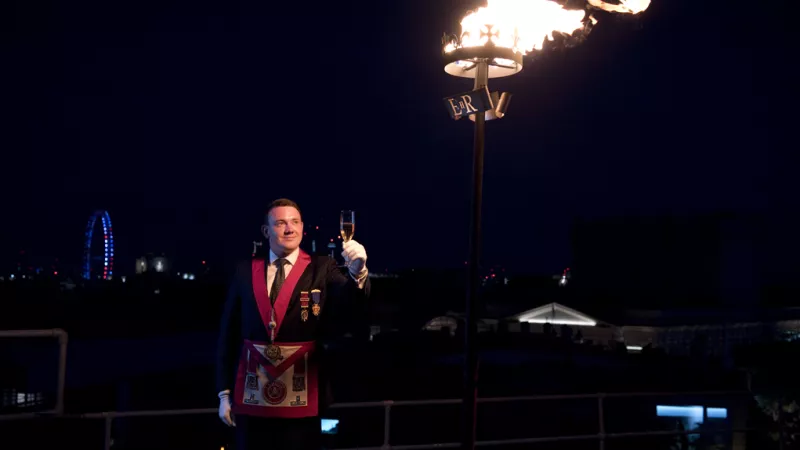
[[3, 0, 797, 277]]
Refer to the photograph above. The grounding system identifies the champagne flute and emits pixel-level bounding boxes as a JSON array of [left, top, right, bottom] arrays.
[[340, 210, 355, 267]]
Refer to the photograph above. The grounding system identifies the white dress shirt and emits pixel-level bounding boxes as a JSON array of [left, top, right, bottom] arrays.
[[267, 248, 368, 293], [266, 248, 301, 297]]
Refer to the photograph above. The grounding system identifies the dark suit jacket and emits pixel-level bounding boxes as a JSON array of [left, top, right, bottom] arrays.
[[216, 255, 371, 400]]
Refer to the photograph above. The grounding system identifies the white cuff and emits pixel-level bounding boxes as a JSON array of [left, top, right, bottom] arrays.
[[218, 390, 230, 399]]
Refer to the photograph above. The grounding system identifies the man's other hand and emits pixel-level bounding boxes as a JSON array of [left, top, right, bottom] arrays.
[[218, 390, 235, 427]]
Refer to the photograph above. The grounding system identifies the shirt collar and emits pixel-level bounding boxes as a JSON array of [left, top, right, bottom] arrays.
[[269, 248, 300, 266]]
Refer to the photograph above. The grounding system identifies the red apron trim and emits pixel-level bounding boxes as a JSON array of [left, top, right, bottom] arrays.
[[251, 251, 310, 338]]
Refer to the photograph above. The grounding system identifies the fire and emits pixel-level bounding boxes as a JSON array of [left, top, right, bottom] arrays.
[[445, 0, 586, 56], [444, 0, 651, 56], [587, 0, 650, 14]]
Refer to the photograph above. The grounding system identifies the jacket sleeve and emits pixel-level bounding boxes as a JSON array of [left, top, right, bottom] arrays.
[[324, 258, 371, 333], [216, 263, 243, 394]]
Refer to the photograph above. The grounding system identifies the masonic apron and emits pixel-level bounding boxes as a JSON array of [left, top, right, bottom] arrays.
[[233, 252, 319, 418]]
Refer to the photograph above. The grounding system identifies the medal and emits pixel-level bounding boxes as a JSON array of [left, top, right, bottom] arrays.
[[300, 291, 310, 322], [268, 309, 278, 344], [265, 344, 283, 360], [265, 304, 282, 360], [263, 379, 287, 405], [311, 289, 321, 316]]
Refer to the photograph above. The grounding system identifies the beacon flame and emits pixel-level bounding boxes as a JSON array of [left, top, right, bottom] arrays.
[[588, 0, 650, 14], [444, 0, 587, 56], [444, 0, 652, 68]]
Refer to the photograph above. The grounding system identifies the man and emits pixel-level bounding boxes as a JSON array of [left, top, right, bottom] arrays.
[[216, 198, 370, 449]]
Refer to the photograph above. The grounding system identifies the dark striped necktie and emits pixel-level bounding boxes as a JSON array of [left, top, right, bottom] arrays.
[[270, 258, 288, 305]]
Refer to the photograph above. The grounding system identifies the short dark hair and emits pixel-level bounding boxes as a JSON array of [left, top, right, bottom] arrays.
[[265, 198, 302, 223]]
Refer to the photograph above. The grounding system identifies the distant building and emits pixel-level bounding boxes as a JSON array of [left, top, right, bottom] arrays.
[[504, 302, 800, 362], [135, 258, 147, 274], [504, 302, 616, 344], [135, 255, 170, 275]]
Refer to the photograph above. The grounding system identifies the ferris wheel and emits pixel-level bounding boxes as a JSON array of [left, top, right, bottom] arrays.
[[82, 210, 114, 280]]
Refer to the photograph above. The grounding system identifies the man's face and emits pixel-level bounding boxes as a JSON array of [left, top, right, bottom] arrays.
[[262, 206, 304, 256]]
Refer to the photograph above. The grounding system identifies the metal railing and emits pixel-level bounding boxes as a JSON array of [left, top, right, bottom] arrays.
[[0, 329, 68, 418], [0, 329, 759, 449], [325, 392, 753, 450], [2, 391, 754, 450]]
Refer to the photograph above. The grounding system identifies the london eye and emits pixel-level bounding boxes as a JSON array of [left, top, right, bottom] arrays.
[[82, 210, 114, 280]]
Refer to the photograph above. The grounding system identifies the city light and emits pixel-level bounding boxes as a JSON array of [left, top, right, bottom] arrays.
[[708, 408, 728, 419], [527, 319, 597, 326], [83, 210, 114, 280], [657, 405, 704, 424], [655, 405, 728, 428], [518, 303, 597, 326]]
